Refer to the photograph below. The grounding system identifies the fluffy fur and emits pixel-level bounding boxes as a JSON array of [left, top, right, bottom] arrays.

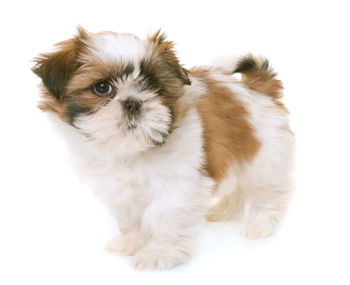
[[33, 27, 295, 270]]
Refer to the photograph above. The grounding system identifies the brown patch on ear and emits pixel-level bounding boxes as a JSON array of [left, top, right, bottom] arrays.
[[148, 30, 191, 86], [38, 86, 66, 120], [135, 31, 191, 129], [192, 68, 261, 181], [32, 27, 89, 100]]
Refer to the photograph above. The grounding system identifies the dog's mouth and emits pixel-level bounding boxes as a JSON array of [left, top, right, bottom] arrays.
[[126, 119, 139, 130]]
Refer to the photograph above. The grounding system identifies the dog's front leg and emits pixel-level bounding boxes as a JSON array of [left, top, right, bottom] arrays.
[[131, 178, 210, 270], [105, 203, 147, 256]]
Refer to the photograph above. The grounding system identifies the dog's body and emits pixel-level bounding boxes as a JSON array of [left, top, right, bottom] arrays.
[[33, 28, 294, 270]]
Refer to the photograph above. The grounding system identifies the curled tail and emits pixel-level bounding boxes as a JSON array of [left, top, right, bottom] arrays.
[[234, 54, 284, 100]]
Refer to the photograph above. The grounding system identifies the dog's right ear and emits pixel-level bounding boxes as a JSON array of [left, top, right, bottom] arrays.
[[148, 30, 191, 86], [32, 26, 89, 99]]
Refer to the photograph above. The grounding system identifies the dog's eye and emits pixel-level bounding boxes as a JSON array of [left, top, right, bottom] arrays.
[[93, 82, 113, 96]]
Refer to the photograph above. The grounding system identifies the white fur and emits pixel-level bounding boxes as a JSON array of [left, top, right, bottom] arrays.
[[209, 71, 295, 239], [86, 33, 147, 64], [50, 106, 214, 270], [237, 87, 295, 239], [210, 55, 241, 74], [43, 31, 294, 269], [73, 86, 173, 152]]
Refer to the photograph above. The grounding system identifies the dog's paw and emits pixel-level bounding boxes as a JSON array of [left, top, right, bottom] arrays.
[[131, 246, 189, 271], [105, 234, 144, 256], [238, 204, 282, 240], [239, 222, 275, 240], [239, 214, 280, 240]]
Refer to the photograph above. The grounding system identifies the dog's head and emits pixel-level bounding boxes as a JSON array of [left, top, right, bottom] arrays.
[[33, 27, 190, 152]]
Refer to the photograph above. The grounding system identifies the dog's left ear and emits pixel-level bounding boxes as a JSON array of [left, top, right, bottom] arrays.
[[149, 30, 191, 86], [32, 26, 89, 99]]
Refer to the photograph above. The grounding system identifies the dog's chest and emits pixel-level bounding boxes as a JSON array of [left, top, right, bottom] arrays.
[[72, 144, 194, 202]]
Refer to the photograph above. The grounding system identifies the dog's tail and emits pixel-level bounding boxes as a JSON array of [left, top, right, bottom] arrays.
[[233, 54, 284, 100]]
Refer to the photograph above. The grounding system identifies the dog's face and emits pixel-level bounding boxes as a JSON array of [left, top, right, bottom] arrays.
[[33, 27, 190, 153]]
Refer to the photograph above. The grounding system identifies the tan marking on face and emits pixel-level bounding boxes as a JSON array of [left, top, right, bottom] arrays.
[[38, 87, 66, 120], [192, 68, 261, 181], [33, 27, 91, 122], [34, 28, 193, 150]]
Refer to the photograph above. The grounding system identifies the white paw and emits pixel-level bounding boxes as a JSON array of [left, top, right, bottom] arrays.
[[239, 205, 282, 240], [131, 246, 189, 271], [239, 222, 275, 240], [239, 213, 280, 240], [105, 234, 144, 256]]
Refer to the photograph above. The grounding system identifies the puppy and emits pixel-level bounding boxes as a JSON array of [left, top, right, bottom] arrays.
[[32, 27, 295, 270]]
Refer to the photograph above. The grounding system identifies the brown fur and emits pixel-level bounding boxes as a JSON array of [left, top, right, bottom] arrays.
[[32, 27, 88, 99], [148, 30, 190, 86], [34, 28, 139, 125], [34, 28, 190, 131], [234, 54, 287, 111], [33, 27, 91, 123], [63, 62, 138, 123], [38, 87, 66, 120], [193, 68, 261, 182], [141, 31, 191, 117], [139, 31, 191, 123]]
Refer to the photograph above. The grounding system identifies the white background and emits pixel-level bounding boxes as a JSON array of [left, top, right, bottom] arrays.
[[1, 0, 349, 284]]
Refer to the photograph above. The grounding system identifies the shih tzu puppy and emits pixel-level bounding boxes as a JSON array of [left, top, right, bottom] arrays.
[[32, 27, 294, 270]]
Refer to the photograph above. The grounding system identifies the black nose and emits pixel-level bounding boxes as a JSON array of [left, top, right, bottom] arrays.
[[123, 99, 141, 116]]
